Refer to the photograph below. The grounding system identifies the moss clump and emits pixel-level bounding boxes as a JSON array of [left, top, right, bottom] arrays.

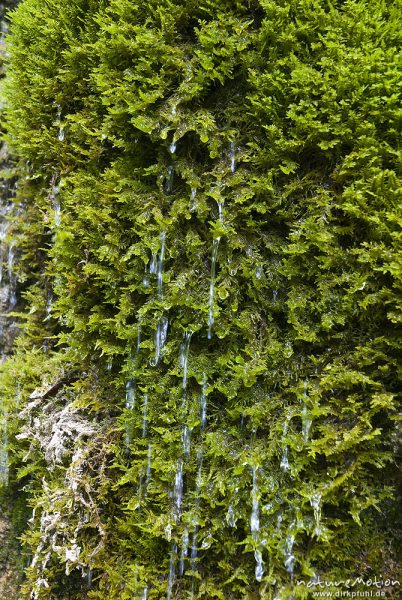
[[0, 0, 401, 598]]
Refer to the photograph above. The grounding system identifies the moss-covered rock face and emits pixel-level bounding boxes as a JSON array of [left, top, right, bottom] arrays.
[[0, 0, 401, 598]]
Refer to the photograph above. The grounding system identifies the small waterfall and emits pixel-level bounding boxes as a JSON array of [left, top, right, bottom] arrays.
[[255, 550, 264, 583], [280, 418, 290, 472], [255, 265, 263, 279], [125, 379, 136, 410], [157, 232, 166, 300], [310, 493, 322, 536], [51, 183, 61, 227], [181, 426, 191, 457], [190, 188, 197, 211], [301, 381, 312, 443], [207, 237, 220, 339], [217, 201, 223, 224], [280, 446, 290, 472], [167, 543, 177, 600], [190, 448, 204, 595], [226, 504, 237, 528], [173, 458, 184, 519], [180, 331, 192, 456], [150, 316, 169, 367], [179, 527, 189, 576], [145, 443, 152, 492], [284, 520, 296, 576], [200, 376, 207, 429], [180, 331, 192, 393], [141, 587, 148, 600], [125, 324, 142, 443], [150, 252, 158, 275], [142, 394, 148, 437], [45, 293, 53, 321], [56, 105, 65, 141], [0, 412, 8, 486], [250, 466, 264, 582], [229, 141, 236, 173], [250, 468, 260, 536], [169, 141, 176, 154]]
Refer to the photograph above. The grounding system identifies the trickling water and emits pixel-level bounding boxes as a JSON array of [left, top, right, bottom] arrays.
[[145, 443, 152, 491], [200, 376, 207, 429], [217, 201, 223, 223], [250, 467, 260, 536], [302, 406, 312, 443], [167, 543, 177, 600], [255, 549, 264, 582], [190, 448, 203, 594], [280, 418, 290, 472], [180, 331, 192, 455], [190, 188, 197, 211], [180, 331, 192, 392], [142, 394, 148, 437], [149, 252, 158, 275], [181, 426, 191, 457], [150, 316, 169, 366], [157, 232, 166, 300], [174, 458, 184, 518], [56, 105, 65, 141], [226, 504, 237, 528], [169, 142, 176, 154], [141, 587, 148, 600], [310, 493, 322, 536], [51, 184, 61, 227], [143, 266, 149, 288], [250, 467, 264, 582], [137, 321, 142, 353], [273, 289, 278, 304], [229, 141, 236, 173], [207, 237, 220, 339], [280, 446, 290, 472], [45, 293, 53, 321], [284, 521, 296, 575], [301, 381, 312, 443], [179, 527, 189, 576], [125, 379, 136, 409]]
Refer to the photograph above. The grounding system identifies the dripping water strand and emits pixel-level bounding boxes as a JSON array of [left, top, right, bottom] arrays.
[[251, 466, 264, 582], [284, 520, 296, 576], [207, 237, 220, 339], [190, 447, 204, 596], [180, 331, 192, 456], [302, 380, 312, 443], [167, 542, 177, 600], [157, 231, 166, 300], [280, 417, 291, 472], [229, 141, 236, 174], [150, 316, 168, 367]]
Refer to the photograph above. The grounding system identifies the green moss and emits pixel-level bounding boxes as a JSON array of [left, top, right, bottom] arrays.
[[0, 0, 401, 598]]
